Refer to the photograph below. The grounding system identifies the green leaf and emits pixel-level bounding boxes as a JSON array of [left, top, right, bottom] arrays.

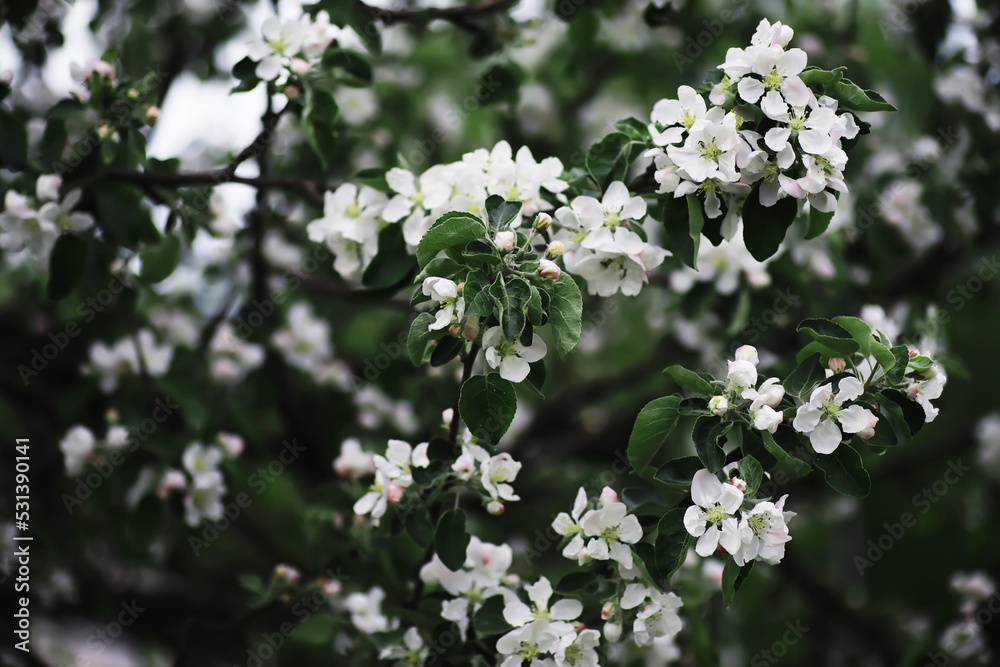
[[47, 234, 89, 300], [139, 234, 181, 284], [0, 112, 28, 169], [542, 272, 583, 357], [722, 559, 754, 606], [614, 117, 650, 142], [416, 212, 486, 268], [434, 509, 470, 571], [799, 66, 846, 87], [805, 204, 835, 240], [362, 224, 415, 289], [797, 318, 861, 357], [830, 315, 894, 371], [404, 510, 436, 548], [93, 182, 160, 248], [654, 456, 703, 486], [555, 571, 599, 595], [321, 48, 374, 87], [762, 430, 799, 466], [628, 395, 682, 473], [459, 374, 517, 445], [430, 336, 463, 367], [526, 284, 544, 325], [693, 416, 730, 473], [231, 55, 261, 93], [40, 117, 67, 166], [741, 188, 798, 262], [526, 358, 546, 397], [823, 77, 896, 112], [490, 275, 531, 341], [815, 444, 871, 497], [880, 389, 926, 438], [784, 353, 826, 400], [661, 195, 702, 269], [463, 239, 502, 267], [303, 86, 339, 169], [886, 345, 911, 385], [586, 132, 633, 190], [415, 257, 462, 283], [237, 573, 263, 594], [463, 270, 494, 319], [653, 508, 693, 584], [293, 614, 337, 644], [407, 313, 438, 366], [473, 595, 510, 636], [485, 195, 523, 236], [663, 365, 716, 395], [354, 167, 388, 191], [479, 63, 523, 105], [736, 455, 763, 496]]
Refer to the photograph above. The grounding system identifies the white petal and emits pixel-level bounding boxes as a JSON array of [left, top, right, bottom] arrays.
[[690, 469, 722, 507], [810, 419, 843, 454], [838, 404, 871, 434], [502, 600, 534, 627], [550, 599, 583, 621]]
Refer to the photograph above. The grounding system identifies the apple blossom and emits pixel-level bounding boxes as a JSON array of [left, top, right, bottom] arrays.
[[502, 576, 583, 627], [496, 619, 562, 667], [482, 326, 547, 383], [732, 495, 795, 566], [683, 469, 744, 557], [581, 501, 643, 568], [620, 584, 684, 647], [60, 425, 95, 476], [334, 438, 375, 479], [379, 627, 428, 665], [481, 453, 522, 502], [494, 230, 516, 253], [538, 258, 561, 281], [422, 277, 465, 331], [753, 405, 784, 433], [709, 395, 729, 416], [184, 470, 227, 527], [792, 376, 874, 454]]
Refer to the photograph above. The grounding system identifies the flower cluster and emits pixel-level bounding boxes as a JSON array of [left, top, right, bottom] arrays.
[[271, 301, 351, 386], [0, 175, 94, 260], [349, 439, 430, 521], [84, 329, 175, 393], [684, 468, 795, 567], [553, 486, 643, 571], [645, 19, 860, 226], [554, 181, 668, 297], [245, 12, 342, 81], [420, 537, 515, 635], [710, 345, 786, 434], [58, 423, 130, 477], [451, 434, 524, 513]]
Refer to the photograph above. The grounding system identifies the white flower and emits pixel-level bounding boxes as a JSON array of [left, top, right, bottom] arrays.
[[334, 438, 375, 479], [667, 109, 742, 183], [379, 627, 428, 665], [650, 85, 708, 146], [581, 501, 643, 568], [482, 326, 547, 383], [306, 184, 387, 281], [736, 46, 811, 109], [727, 360, 757, 392], [383, 166, 452, 246], [182, 442, 224, 479], [246, 16, 308, 80], [752, 405, 784, 433], [553, 628, 601, 667], [184, 470, 226, 526], [60, 426, 95, 476], [683, 469, 744, 557], [503, 576, 583, 627], [911, 368, 946, 423], [570, 244, 668, 297], [271, 301, 333, 371], [217, 433, 244, 457], [422, 277, 465, 331], [792, 376, 873, 454], [344, 587, 394, 634], [620, 584, 683, 647], [209, 324, 265, 382], [742, 376, 784, 411], [481, 453, 522, 502], [732, 495, 795, 565], [496, 619, 561, 667], [553, 488, 589, 563], [36, 175, 61, 201], [105, 425, 129, 449]]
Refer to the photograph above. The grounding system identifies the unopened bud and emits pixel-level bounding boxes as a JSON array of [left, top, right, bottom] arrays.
[[494, 231, 516, 253], [906, 382, 921, 398], [144, 104, 160, 125], [290, 58, 311, 76], [734, 345, 759, 365], [538, 258, 561, 281], [599, 487, 618, 507], [603, 622, 622, 642], [708, 395, 728, 416], [533, 212, 553, 231], [217, 432, 244, 457], [105, 408, 119, 424], [487, 500, 504, 515], [449, 324, 463, 336], [916, 366, 938, 381], [284, 84, 301, 100], [274, 564, 301, 583], [456, 281, 465, 294], [728, 476, 747, 492], [502, 573, 521, 587], [321, 579, 342, 597], [96, 124, 115, 140], [601, 601, 618, 620], [545, 240, 564, 259], [126, 88, 140, 100], [387, 483, 405, 504], [828, 357, 846, 373]]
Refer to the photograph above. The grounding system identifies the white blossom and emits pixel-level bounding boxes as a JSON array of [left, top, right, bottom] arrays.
[[482, 326, 547, 383], [792, 376, 873, 454], [683, 469, 744, 557], [59, 426, 95, 476]]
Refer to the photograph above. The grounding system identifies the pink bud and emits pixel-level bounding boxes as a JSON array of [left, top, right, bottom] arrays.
[[533, 212, 553, 231], [487, 501, 504, 515], [289, 58, 311, 75], [387, 483, 405, 504], [828, 357, 846, 373], [906, 382, 921, 399], [601, 601, 617, 619], [728, 477, 747, 492], [322, 579, 342, 597], [274, 564, 301, 583], [858, 408, 879, 440], [144, 105, 160, 125], [538, 258, 561, 281], [545, 240, 564, 259], [494, 231, 516, 253], [599, 487, 618, 506]]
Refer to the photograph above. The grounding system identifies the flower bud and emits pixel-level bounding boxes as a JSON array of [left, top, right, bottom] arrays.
[[449, 323, 463, 336], [126, 88, 140, 100], [538, 258, 561, 281], [906, 382, 921, 399], [487, 500, 504, 515], [502, 573, 521, 587], [96, 124, 115, 141], [387, 483, 405, 504], [144, 104, 160, 125], [728, 476, 747, 492], [217, 432, 244, 457], [828, 357, 846, 373], [601, 601, 617, 620], [603, 622, 622, 642], [857, 408, 879, 440], [456, 281, 465, 294], [157, 470, 186, 498], [545, 240, 564, 259], [441, 408, 454, 428], [573, 622, 586, 632], [284, 84, 301, 100], [274, 564, 301, 583], [494, 230, 516, 253], [916, 365, 938, 381], [290, 58, 311, 75], [599, 487, 618, 507], [708, 395, 728, 416], [321, 579, 342, 597], [734, 345, 759, 365], [533, 212, 553, 231]]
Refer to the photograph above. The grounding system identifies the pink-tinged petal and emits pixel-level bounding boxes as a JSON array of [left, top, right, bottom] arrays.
[[838, 404, 872, 434], [695, 525, 721, 556], [586, 537, 610, 561], [782, 76, 812, 108], [690, 469, 722, 507], [809, 419, 843, 454], [571, 487, 588, 519]]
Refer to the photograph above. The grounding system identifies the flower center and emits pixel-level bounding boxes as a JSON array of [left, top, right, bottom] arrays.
[[764, 67, 784, 90], [699, 139, 723, 161], [600, 525, 620, 543], [530, 603, 551, 620], [681, 109, 696, 129], [748, 513, 769, 536], [704, 503, 728, 526], [564, 644, 583, 664], [516, 641, 540, 659], [345, 202, 361, 218]]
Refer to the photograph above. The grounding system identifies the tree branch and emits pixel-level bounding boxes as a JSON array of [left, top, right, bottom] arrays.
[[354, 0, 518, 29]]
